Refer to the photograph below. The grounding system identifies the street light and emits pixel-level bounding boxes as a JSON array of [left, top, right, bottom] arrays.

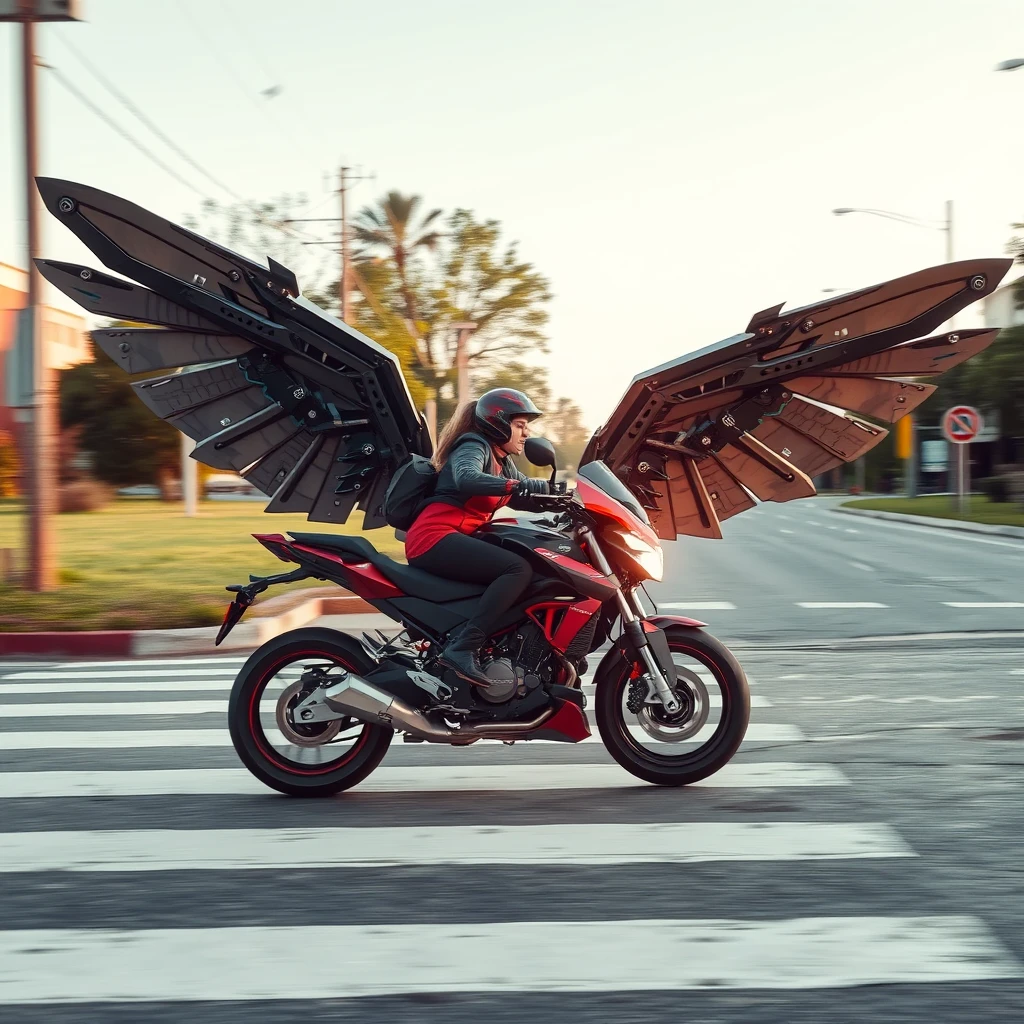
[[831, 201, 955, 500], [995, 58, 1024, 71]]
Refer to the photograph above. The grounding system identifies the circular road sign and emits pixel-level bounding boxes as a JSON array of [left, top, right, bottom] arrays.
[[942, 405, 983, 444]]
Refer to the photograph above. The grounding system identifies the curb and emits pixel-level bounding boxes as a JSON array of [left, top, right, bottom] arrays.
[[0, 593, 376, 658], [833, 505, 1024, 540]]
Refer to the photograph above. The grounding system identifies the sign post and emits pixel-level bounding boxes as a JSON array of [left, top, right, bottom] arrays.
[[941, 405, 982, 518]]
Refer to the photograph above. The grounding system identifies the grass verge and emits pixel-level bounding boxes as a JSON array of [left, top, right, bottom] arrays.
[[0, 498, 404, 632], [842, 495, 1024, 528]]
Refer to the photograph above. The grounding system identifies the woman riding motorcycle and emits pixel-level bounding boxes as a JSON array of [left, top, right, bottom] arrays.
[[404, 388, 550, 686]]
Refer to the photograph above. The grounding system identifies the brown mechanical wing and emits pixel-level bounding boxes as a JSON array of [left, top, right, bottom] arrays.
[[581, 261, 1008, 541]]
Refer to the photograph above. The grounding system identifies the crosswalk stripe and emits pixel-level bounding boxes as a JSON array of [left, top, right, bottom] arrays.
[[0, 822, 913, 871], [0, 916, 1017, 1000], [0, 691, 773, 708], [942, 602, 1024, 609], [0, 722, 798, 748], [0, 761, 849, 797], [659, 601, 737, 611], [2, 668, 242, 680]]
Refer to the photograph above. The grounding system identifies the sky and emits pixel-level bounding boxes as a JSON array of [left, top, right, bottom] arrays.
[[1, 0, 1023, 433]]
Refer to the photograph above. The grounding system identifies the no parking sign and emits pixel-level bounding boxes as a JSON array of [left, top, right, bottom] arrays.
[[941, 405, 982, 515], [942, 405, 982, 445]]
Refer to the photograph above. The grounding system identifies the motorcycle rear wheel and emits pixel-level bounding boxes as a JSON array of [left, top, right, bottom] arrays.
[[595, 625, 750, 786], [228, 628, 393, 797]]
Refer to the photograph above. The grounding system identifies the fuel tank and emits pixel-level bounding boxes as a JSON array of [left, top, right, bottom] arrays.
[[475, 520, 619, 600]]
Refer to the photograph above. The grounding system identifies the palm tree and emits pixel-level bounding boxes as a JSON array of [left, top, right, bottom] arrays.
[[352, 192, 442, 326]]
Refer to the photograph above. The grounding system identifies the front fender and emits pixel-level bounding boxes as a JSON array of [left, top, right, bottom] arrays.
[[594, 615, 707, 688]]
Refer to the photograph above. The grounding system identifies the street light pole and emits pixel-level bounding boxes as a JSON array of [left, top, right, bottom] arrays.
[[832, 201, 955, 501]]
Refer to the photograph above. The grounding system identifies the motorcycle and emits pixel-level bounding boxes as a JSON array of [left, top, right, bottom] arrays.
[[219, 438, 750, 793], [35, 176, 1009, 794]]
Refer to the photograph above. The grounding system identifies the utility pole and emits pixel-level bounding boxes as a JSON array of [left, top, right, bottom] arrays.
[[2, 1, 83, 590], [286, 165, 372, 323]]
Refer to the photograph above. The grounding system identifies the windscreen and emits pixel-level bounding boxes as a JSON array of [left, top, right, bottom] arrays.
[[577, 461, 651, 525]]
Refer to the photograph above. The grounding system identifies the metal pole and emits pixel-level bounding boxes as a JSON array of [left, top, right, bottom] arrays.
[[906, 418, 918, 499], [339, 166, 349, 322], [21, 8, 57, 591], [957, 443, 966, 517], [181, 433, 197, 516]]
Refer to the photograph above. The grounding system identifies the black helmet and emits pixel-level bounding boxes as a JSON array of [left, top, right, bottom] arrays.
[[474, 388, 542, 445]]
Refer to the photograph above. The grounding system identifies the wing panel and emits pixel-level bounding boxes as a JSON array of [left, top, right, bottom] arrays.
[[664, 456, 723, 540], [787, 375, 935, 423], [695, 455, 757, 522], [750, 417, 846, 478], [131, 361, 258, 420], [264, 435, 335, 515], [772, 396, 888, 462], [242, 431, 318, 498], [93, 329, 251, 374], [35, 260, 220, 329], [715, 438, 817, 503], [822, 329, 998, 378], [191, 408, 300, 472]]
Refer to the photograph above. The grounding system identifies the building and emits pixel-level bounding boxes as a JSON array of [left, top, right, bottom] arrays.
[[0, 261, 90, 437], [981, 275, 1024, 330]]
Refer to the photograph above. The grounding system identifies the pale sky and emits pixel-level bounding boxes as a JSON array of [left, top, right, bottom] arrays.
[[2, 0, 1023, 431]]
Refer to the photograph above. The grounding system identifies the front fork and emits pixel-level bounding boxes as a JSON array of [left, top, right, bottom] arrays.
[[581, 528, 682, 714]]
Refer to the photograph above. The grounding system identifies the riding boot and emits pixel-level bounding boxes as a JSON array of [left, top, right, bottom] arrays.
[[437, 624, 491, 688]]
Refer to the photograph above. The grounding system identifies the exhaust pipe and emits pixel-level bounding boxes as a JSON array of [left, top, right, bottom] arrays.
[[321, 672, 554, 744]]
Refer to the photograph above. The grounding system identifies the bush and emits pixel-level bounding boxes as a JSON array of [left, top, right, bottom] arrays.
[[978, 476, 1010, 504], [58, 479, 113, 513], [0, 430, 19, 499]]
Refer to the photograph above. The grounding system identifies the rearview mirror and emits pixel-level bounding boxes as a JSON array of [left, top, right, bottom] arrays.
[[524, 437, 557, 469]]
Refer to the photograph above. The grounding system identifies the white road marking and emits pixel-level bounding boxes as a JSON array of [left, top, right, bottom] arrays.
[[0, 916, 1016, 1000], [796, 602, 889, 609], [0, 701, 230, 718], [0, 721, 798, 749], [0, 680, 243, 694], [0, 822, 914, 872], [52, 658, 248, 670], [0, 761, 849, 797], [659, 601, 737, 611], [0, 696, 770, 712], [779, 529, 795, 535], [796, 694, 999, 705], [849, 562, 874, 572], [826, 525, 839, 530], [806, 520, 822, 526], [2, 668, 241, 681], [942, 602, 1024, 609], [833, 514, 1024, 552], [844, 528, 859, 534]]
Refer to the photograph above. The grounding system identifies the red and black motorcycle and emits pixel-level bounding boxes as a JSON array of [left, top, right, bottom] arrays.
[[36, 176, 1009, 794], [219, 441, 750, 794]]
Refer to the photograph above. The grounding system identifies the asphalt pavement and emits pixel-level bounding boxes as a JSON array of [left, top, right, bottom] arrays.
[[647, 496, 1024, 642], [1, 498, 1023, 1021]]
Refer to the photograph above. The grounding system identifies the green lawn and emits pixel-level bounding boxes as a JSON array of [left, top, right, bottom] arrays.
[[842, 495, 1024, 528], [0, 498, 404, 632]]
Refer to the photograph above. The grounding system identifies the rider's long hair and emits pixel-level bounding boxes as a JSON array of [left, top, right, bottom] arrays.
[[431, 401, 479, 470]]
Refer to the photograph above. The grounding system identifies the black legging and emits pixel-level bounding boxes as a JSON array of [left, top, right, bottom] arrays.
[[409, 532, 532, 637]]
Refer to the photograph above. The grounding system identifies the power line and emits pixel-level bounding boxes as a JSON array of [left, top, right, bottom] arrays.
[[43, 62, 208, 199], [52, 30, 245, 204]]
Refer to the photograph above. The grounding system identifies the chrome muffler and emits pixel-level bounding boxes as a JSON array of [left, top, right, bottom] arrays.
[[321, 671, 554, 744]]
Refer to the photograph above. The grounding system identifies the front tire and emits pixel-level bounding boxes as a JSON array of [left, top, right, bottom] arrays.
[[228, 627, 393, 797], [595, 626, 750, 786]]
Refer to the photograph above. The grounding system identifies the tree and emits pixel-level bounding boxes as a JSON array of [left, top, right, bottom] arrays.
[[541, 397, 590, 472], [59, 333, 181, 497]]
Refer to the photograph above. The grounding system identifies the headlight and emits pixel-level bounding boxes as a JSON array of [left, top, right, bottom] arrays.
[[618, 531, 664, 582]]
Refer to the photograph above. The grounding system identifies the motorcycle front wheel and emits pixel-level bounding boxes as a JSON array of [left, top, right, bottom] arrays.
[[595, 625, 750, 786], [228, 628, 393, 797]]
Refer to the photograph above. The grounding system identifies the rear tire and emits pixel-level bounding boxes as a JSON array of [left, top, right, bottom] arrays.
[[228, 628, 393, 797], [595, 626, 750, 786]]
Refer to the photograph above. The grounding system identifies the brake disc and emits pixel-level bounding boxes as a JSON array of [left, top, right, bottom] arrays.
[[275, 681, 343, 747], [634, 665, 710, 743]]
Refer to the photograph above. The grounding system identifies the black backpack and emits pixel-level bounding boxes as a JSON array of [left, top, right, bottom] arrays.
[[383, 454, 438, 530]]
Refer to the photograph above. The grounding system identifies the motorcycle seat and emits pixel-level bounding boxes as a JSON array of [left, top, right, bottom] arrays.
[[288, 532, 485, 602]]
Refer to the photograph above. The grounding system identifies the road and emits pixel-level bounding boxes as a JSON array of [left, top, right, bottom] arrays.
[[648, 497, 1024, 642], [0, 500, 1023, 1020]]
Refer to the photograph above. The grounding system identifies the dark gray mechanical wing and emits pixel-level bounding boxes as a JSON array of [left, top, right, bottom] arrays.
[[35, 178, 431, 528], [581, 259, 1011, 540]]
